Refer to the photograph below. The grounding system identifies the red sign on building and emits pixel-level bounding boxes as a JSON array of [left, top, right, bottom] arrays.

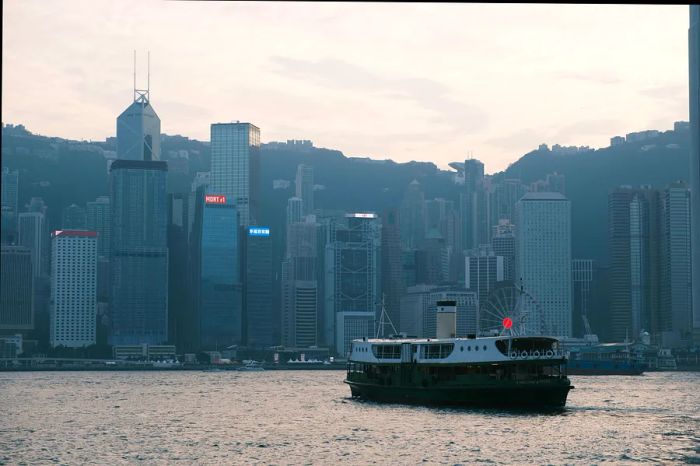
[[205, 195, 227, 204]]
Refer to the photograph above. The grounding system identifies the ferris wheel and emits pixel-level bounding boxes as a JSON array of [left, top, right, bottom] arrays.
[[477, 282, 547, 336]]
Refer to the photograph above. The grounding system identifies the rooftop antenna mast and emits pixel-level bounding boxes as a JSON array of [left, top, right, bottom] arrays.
[[133, 50, 150, 104]]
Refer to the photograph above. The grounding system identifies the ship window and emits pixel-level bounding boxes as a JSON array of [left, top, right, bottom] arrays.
[[483, 345, 487, 351], [460, 346, 464, 352], [372, 345, 401, 359], [467, 346, 471, 351], [475, 345, 479, 351], [423, 344, 454, 359]]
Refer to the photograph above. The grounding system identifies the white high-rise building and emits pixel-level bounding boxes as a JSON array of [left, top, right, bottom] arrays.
[[516, 192, 572, 337], [50, 230, 97, 348], [210, 123, 261, 227]]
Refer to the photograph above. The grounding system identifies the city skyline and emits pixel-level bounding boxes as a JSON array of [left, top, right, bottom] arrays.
[[2, 2, 690, 173]]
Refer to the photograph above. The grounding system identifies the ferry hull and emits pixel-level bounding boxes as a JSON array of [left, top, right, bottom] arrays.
[[345, 380, 572, 408]]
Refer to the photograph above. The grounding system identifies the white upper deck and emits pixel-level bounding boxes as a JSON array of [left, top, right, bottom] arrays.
[[349, 335, 564, 365]]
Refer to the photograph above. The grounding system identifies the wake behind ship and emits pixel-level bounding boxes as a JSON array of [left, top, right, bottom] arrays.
[[344, 301, 573, 409]]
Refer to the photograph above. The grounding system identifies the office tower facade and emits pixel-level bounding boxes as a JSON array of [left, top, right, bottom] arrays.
[[492, 219, 516, 282], [210, 123, 261, 227], [0, 246, 33, 332], [168, 191, 194, 350], [109, 160, 169, 346], [608, 187, 661, 341], [690, 5, 700, 342], [295, 164, 314, 216], [399, 180, 425, 249], [50, 230, 97, 348], [197, 195, 242, 350], [18, 212, 48, 279], [659, 182, 693, 345], [325, 213, 381, 353], [116, 91, 161, 161], [381, 209, 404, 329], [460, 159, 488, 251], [516, 192, 572, 337], [1, 167, 19, 244], [572, 259, 594, 337], [465, 245, 504, 303], [86, 196, 111, 259], [336, 311, 375, 356], [489, 179, 527, 228], [286, 197, 303, 225], [244, 226, 274, 347], [282, 219, 319, 348], [62, 204, 87, 230]]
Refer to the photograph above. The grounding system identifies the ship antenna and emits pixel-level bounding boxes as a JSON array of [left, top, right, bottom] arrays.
[[147, 50, 150, 100]]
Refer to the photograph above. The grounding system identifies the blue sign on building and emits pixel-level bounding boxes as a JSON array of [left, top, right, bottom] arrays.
[[248, 227, 270, 237]]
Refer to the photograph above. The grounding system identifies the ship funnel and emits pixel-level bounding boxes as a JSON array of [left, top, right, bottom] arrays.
[[436, 300, 457, 339]]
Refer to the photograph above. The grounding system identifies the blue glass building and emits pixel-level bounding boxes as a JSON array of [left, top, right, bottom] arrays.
[[198, 195, 242, 350], [244, 226, 274, 347], [109, 160, 169, 345]]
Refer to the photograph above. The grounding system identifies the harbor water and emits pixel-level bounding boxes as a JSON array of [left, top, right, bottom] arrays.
[[1, 371, 698, 464]]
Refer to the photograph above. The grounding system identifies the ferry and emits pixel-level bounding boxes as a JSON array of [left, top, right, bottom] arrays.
[[345, 301, 573, 409]]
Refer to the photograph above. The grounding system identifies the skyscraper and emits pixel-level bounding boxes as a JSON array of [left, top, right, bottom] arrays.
[[286, 197, 303, 225], [50, 230, 97, 348], [295, 164, 314, 217], [381, 209, 404, 329], [516, 192, 572, 337], [689, 5, 700, 343], [492, 219, 516, 282], [659, 182, 693, 345], [210, 122, 261, 227], [325, 213, 381, 352], [62, 204, 87, 230], [116, 86, 160, 161], [572, 259, 594, 337], [608, 187, 661, 341], [0, 246, 33, 332], [465, 245, 504, 304], [86, 196, 111, 259], [18, 212, 48, 279], [1, 168, 19, 244], [109, 160, 169, 346], [244, 226, 274, 347], [460, 159, 488, 251], [196, 194, 242, 350], [282, 219, 319, 348]]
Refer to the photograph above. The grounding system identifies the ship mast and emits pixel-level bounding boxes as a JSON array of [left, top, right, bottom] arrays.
[[376, 295, 398, 338]]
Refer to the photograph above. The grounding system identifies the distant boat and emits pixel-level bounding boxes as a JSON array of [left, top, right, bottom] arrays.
[[237, 360, 265, 371]]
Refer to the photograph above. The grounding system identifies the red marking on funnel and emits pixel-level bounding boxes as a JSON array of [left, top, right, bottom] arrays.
[[502, 317, 513, 329]]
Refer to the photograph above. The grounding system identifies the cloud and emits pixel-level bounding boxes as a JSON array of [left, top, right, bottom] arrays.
[[552, 118, 621, 141], [557, 71, 621, 85], [268, 56, 487, 134], [639, 84, 685, 101]]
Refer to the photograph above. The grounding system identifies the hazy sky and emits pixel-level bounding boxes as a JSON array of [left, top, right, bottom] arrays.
[[2, 1, 690, 173]]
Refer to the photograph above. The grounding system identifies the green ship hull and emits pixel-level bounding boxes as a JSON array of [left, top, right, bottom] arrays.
[[345, 379, 572, 408]]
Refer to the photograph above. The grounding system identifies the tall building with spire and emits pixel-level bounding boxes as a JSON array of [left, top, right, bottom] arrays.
[[109, 60, 169, 346], [689, 5, 700, 343], [116, 55, 160, 161]]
